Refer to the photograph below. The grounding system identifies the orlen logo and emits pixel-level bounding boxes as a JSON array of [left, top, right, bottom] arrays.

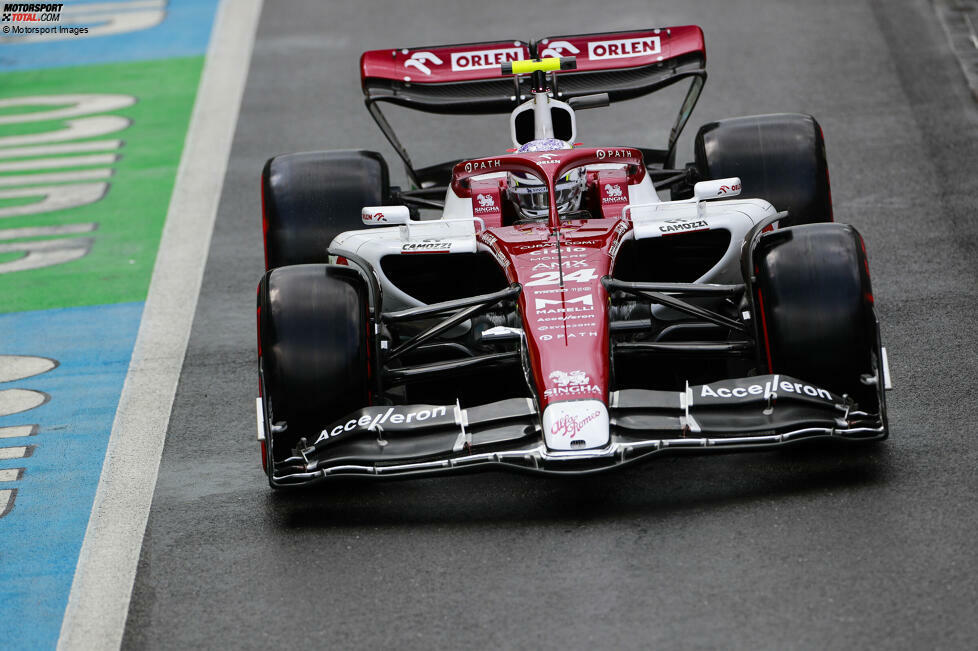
[[451, 47, 523, 71], [404, 51, 443, 76], [717, 183, 741, 195], [587, 36, 661, 60], [540, 40, 580, 58], [550, 410, 602, 438]]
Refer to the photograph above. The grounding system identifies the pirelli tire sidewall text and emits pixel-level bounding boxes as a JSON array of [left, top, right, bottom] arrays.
[[258, 264, 371, 464]]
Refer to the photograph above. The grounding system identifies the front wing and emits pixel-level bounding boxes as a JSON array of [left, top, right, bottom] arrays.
[[261, 374, 887, 487]]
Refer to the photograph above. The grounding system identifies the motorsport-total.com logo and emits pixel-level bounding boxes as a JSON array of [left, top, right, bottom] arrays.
[[2, 2, 62, 21], [1, 3, 88, 35]]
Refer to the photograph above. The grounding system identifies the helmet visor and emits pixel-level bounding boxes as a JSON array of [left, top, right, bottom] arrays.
[[509, 172, 584, 219]]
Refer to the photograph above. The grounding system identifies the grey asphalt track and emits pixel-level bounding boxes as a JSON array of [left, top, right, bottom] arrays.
[[123, 0, 978, 648]]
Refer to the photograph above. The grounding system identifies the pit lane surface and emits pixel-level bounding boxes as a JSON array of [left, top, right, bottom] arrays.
[[124, 0, 978, 647]]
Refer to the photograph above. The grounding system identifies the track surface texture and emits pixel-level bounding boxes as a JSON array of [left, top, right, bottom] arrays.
[[124, 0, 978, 648]]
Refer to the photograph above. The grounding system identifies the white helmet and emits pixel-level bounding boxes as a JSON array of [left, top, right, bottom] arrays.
[[507, 139, 585, 220]]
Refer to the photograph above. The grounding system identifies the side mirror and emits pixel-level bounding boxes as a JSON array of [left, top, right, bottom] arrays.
[[693, 177, 742, 201], [361, 205, 410, 226]]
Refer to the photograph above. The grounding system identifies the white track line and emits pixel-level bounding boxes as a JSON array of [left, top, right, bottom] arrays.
[[57, 0, 263, 648]]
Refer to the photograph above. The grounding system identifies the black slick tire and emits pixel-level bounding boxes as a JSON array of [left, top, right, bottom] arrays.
[[751, 223, 878, 407], [258, 264, 371, 463], [261, 150, 389, 270], [694, 113, 832, 226]]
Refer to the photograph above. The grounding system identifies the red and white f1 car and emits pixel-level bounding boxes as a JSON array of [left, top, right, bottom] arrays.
[[256, 27, 891, 487]]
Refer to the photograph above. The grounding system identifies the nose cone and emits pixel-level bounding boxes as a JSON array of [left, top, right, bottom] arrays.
[[543, 400, 610, 450]]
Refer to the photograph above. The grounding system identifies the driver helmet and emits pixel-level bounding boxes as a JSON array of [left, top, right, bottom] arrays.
[[506, 139, 585, 220]]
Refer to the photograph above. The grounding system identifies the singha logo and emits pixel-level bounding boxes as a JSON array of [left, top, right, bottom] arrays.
[[604, 184, 623, 198], [477, 193, 495, 208], [549, 370, 589, 387]]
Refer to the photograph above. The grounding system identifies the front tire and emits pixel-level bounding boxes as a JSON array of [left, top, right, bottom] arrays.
[[258, 264, 371, 463], [751, 223, 879, 408]]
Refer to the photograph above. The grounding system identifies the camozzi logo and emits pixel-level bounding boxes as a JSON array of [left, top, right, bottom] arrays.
[[2, 3, 62, 21]]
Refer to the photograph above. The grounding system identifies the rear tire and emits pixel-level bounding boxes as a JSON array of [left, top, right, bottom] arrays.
[[694, 113, 832, 226], [261, 150, 390, 270], [751, 223, 879, 407], [258, 264, 371, 461]]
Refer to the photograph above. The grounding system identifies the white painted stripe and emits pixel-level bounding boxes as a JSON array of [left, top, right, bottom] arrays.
[[0, 446, 31, 460], [0, 140, 122, 159], [0, 389, 49, 416], [0, 169, 112, 187], [0, 425, 37, 439], [0, 468, 24, 482], [0, 154, 119, 172], [0, 95, 135, 126], [0, 116, 130, 148], [0, 489, 15, 518], [57, 1, 264, 649], [0, 355, 57, 383], [0, 223, 97, 240]]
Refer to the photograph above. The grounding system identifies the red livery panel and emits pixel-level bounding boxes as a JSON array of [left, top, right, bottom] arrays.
[[361, 40, 531, 84], [360, 27, 704, 86], [479, 221, 627, 410], [537, 26, 704, 72]]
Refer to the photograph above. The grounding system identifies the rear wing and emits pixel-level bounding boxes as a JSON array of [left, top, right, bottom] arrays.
[[360, 27, 706, 186]]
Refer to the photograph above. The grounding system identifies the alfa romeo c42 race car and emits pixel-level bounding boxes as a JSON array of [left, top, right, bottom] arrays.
[[256, 27, 892, 487]]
